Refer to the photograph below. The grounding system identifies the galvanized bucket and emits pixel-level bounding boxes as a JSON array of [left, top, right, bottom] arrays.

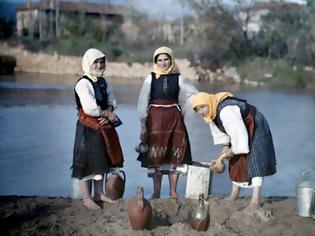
[[296, 170, 315, 217], [185, 162, 213, 199]]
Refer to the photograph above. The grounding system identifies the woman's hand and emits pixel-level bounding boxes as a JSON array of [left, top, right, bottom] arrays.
[[107, 111, 117, 123], [219, 145, 234, 159], [140, 118, 147, 142], [98, 117, 109, 125]]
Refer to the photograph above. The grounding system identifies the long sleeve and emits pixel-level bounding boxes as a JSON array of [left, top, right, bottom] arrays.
[[219, 105, 250, 154], [178, 75, 199, 108], [75, 79, 117, 117], [209, 122, 230, 145], [137, 75, 152, 119]]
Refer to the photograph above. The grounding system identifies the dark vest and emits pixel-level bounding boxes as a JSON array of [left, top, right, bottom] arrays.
[[214, 97, 256, 133], [149, 72, 180, 102], [75, 76, 109, 111]]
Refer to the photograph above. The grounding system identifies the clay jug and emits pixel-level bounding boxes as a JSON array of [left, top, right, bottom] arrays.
[[127, 187, 152, 230], [105, 170, 126, 200], [210, 153, 226, 174], [191, 193, 210, 231]]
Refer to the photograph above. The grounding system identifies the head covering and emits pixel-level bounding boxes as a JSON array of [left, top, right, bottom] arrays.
[[82, 48, 106, 80], [192, 92, 234, 123], [153, 46, 180, 79]]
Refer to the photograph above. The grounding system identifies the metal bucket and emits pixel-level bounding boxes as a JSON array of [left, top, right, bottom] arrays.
[[296, 186, 314, 217], [296, 170, 315, 217], [185, 162, 213, 199]]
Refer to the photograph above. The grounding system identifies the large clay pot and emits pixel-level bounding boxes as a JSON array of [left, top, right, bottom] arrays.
[[127, 187, 152, 230], [105, 170, 126, 200], [191, 193, 210, 231]]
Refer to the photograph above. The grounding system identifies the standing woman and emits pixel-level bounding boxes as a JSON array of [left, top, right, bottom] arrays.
[[192, 92, 277, 208], [137, 46, 198, 199], [72, 48, 124, 210]]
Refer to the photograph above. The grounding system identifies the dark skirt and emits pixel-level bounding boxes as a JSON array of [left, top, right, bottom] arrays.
[[247, 111, 277, 178], [71, 121, 110, 179], [137, 104, 192, 169]]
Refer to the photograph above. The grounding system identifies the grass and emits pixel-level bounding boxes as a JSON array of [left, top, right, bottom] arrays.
[[230, 56, 315, 90]]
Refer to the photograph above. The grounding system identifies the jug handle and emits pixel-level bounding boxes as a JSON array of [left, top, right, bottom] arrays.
[[119, 170, 126, 183]]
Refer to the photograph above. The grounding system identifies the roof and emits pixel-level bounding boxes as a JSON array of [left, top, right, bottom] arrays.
[[17, 0, 127, 16], [244, 1, 302, 11]]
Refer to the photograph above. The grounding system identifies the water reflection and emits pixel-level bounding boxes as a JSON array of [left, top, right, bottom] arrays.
[[0, 72, 314, 199]]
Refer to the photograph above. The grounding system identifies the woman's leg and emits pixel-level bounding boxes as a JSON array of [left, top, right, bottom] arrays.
[[248, 186, 261, 208], [93, 179, 114, 204], [225, 183, 240, 201], [151, 171, 162, 199], [79, 179, 100, 210], [168, 173, 179, 198]]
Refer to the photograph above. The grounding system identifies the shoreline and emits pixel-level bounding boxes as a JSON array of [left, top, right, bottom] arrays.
[[1, 195, 314, 235], [0, 43, 198, 80]]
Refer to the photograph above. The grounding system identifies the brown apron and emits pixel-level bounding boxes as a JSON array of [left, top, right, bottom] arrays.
[[228, 107, 255, 182], [78, 109, 123, 166]]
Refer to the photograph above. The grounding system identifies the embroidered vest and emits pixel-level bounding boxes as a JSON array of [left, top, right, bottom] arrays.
[[75, 76, 109, 111], [149, 72, 179, 102], [214, 97, 256, 133]]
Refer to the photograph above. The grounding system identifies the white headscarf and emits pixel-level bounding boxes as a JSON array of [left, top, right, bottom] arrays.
[[82, 48, 106, 81]]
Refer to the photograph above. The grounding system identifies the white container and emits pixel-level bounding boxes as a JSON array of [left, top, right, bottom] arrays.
[[185, 162, 213, 199], [296, 170, 315, 217]]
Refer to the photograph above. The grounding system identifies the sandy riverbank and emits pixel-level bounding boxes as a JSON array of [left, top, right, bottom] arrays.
[[0, 43, 198, 80], [1, 195, 314, 236]]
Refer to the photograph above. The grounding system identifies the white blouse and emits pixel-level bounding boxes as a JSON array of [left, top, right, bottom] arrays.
[[209, 105, 249, 155], [137, 74, 198, 119], [75, 77, 117, 117]]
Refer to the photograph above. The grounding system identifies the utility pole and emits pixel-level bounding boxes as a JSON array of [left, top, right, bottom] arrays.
[[55, 0, 60, 38]]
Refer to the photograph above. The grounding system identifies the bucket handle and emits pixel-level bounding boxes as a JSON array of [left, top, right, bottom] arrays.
[[105, 169, 126, 183], [298, 169, 315, 185]]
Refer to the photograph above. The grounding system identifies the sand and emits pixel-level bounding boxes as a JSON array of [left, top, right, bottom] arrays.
[[1, 195, 314, 236]]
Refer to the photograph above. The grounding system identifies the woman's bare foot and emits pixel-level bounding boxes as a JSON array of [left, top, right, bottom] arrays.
[[150, 193, 160, 199], [83, 197, 101, 210], [224, 184, 240, 202], [224, 195, 238, 201], [247, 200, 260, 209], [99, 194, 115, 204]]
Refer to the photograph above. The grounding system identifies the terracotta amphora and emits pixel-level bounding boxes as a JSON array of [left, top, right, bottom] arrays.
[[191, 193, 210, 231], [105, 170, 126, 200], [127, 186, 152, 230]]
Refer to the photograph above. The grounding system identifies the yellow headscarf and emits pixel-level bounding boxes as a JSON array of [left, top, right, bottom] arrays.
[[153, 46, 180, 79], [192, 92, 234, 123]]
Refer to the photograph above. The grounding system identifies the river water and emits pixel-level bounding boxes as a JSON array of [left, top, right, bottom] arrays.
[[0, 72, 314, 199]]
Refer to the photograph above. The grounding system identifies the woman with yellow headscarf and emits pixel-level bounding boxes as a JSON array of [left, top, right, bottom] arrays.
[[137, 46, 198, 199], [192, 92, 277, 209]]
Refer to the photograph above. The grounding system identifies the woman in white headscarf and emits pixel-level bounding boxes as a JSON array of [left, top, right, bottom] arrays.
[[72, 48, 124, 210], [137, 46, 198, 199]]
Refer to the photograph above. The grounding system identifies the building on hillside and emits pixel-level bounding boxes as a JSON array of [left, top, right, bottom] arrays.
[[239, 1, 303, 40], [16, 0, 125, 40]]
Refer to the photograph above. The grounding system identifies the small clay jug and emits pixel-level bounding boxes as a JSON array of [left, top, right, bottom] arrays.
[[191, 193, 210, 231], [210, 153, 226, 174], [105, 170, 126, 200], [127, 187, 152, 230]]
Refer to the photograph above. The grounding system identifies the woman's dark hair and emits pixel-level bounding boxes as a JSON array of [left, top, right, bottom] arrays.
[[154, 53, 171, 63]]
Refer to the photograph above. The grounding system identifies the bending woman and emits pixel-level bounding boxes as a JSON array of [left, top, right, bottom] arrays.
[[192, 92, 277, 208]]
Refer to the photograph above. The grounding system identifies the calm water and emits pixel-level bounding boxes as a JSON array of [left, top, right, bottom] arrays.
[[0, 72, 314, 199]]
